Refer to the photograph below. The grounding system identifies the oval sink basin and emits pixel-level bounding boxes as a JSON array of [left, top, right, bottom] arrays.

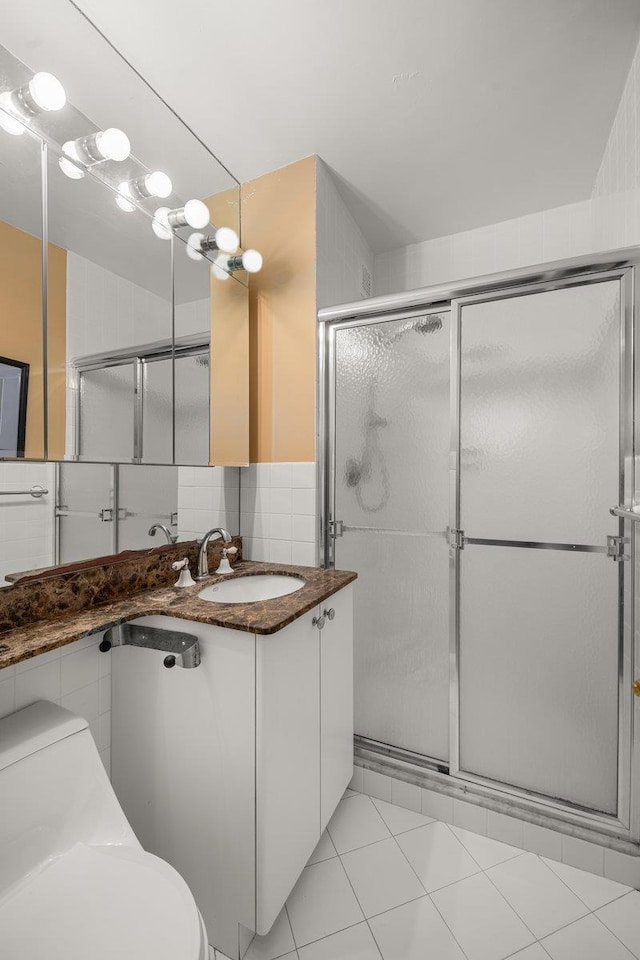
[[198, 574, 305, 604]]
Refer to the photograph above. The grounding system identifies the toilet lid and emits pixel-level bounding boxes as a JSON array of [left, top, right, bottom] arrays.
[[0, 842, 206, 960]]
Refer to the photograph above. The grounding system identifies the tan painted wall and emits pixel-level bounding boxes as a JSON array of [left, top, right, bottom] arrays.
[[205, 186, 250, 466], [0, 220, 66, 459], [241, 156, 317, 463]]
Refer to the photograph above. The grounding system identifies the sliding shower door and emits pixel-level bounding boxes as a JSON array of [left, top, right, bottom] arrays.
[[451, 276, 632, 820], [332, 311, 450, 761]]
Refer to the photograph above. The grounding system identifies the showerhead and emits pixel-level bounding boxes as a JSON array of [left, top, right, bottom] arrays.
[[387, 316, 443, 344]]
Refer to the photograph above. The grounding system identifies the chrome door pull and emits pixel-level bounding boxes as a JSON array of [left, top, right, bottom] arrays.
[[323, 607, 335, 621], [312, 614, 326, 630]]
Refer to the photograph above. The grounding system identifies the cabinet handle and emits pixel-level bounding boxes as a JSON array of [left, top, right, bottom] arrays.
[[312, 615, 326, 630], [323, 607, 335, 621]]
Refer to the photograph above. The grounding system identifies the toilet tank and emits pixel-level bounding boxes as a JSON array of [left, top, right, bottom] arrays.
[[0, 701, 137, 895]]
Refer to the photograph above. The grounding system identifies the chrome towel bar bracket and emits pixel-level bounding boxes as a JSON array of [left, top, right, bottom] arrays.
[[0, 485, 48, 498], [99, 622, 201, 669], [610, 506, 640, 522]]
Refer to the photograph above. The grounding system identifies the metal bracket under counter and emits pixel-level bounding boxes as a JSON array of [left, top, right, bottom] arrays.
[[99, 622, 201, 669]]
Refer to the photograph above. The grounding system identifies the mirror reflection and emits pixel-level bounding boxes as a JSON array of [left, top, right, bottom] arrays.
[[0, 8, 249, 580]]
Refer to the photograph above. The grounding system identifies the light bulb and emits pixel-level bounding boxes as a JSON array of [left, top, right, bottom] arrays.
[[211, 254, 231, 281], [183, 199, 210, 229], [28, 72, 66, 112], [94, 127, 130, 162], [152, 207, 172, 240], [58, 155, 85, 179], [145, 171, 172, 198], [186, 233, 204, 261], [62, 140, 81, 161], [214, 226, 239, 254], [0, 93, 24, 135], [241, 249, 263, 273], [116, 182, 135, 212]]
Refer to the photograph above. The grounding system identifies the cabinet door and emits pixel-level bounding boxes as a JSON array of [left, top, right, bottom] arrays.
[[320, 585, 354, 831], [255, 607, 320, 935]]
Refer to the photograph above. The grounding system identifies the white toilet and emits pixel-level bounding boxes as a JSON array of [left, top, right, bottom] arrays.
[[0, 700, 208, 960]]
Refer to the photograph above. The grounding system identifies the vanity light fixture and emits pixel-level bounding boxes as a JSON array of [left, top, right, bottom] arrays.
[[151, 200, 211, 240], [228, 249, 263, 273], [0, 71, 66, 135], [166, 199, 210, 229], [62, 127, 131, 166], [59, 128, 130, 180], [151, 206, 172, 240], [186, 226, 240, 261], [211, 248, 263, 280], [58, 156, 85, 179], [119, 171, 173, 204]]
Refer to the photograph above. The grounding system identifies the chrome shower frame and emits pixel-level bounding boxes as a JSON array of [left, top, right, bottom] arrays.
[[71, 333, 209, 464], [318, 245, 640, 853]]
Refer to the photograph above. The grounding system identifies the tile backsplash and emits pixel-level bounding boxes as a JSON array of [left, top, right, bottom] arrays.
[[240, 462, 317, 566], [0, 462, 55, 585]]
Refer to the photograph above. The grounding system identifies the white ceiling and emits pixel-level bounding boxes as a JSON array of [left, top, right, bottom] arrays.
[[1, 1, 639, 256], [61, 0, 640, 253]]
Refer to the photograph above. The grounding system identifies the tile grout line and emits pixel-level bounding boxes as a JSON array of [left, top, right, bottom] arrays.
[[364, 798, 472, 960], [590, 910, 640, 959], [387, 827, 473, 960], [333, 849, 385, 960]]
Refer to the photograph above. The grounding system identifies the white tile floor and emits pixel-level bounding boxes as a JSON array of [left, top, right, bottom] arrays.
[[216, 792, 640, 960]]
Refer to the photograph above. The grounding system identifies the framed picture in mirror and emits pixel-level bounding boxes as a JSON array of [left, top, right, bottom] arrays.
[[0, 356, 29, 458]]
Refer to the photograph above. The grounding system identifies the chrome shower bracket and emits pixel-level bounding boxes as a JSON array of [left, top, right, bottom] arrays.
[[99, 622, 201, 668]]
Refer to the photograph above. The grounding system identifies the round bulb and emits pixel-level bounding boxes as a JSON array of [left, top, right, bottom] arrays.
[[62, 140, 81, 162], [186, 233, 204, 261], [211, 254, 231, 281], [95, 127, 130, 162], [58, 155, 84, 180], [242, 249, 263, 273], [116, 183, 135, 212], [183, 199, 210, 229], [145, 171, 172, 198], [214, 226, 239, 254], [0, 93, 24, 135], [29, 72, 66, 112], [152, 207, 172, 240]]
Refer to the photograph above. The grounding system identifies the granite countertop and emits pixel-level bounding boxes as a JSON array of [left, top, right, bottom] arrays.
[[0, 561, 357, 669]]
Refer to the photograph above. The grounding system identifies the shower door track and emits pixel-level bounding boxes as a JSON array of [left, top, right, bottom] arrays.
[[318, 246, 640, 850]]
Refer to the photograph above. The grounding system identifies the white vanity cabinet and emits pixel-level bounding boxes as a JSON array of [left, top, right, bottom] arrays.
[[110, 582, 353, 959]]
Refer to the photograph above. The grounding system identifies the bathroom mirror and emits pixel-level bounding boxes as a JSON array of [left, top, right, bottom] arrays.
[[0, 0, 250, 468]]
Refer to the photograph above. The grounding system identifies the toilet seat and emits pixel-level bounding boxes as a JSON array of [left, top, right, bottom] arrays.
[[0, 841, 207, 960]]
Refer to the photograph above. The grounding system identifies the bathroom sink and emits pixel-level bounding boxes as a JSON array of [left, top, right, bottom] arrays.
[[198, 574, 305, 604]]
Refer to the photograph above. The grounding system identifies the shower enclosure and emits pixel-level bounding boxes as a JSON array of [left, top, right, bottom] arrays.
[[72, 335, 210, 465], [55, 462, 178, 562], [319, 249, 639, 848]]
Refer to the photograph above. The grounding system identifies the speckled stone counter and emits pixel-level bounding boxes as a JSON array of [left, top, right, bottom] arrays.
[[0, 560, 357, 669]]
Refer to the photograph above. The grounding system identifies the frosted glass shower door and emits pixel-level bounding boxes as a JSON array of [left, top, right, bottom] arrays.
[[78, 363, 135, 461], [454, 278, 629, 816], [332, 312, 450, 761], [57, 462, 115, 562]]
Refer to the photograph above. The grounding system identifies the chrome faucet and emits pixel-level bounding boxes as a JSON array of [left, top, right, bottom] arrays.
[[148, 523, 177, 545], [196, 527, 232, 580]]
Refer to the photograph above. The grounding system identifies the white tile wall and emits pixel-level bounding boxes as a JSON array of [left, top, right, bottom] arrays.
[[240, 462, 317, 566], [0, 634, 112, 775], [373, 189, 640, 296], [316, 159, 375, 309], [0, 462, 55, 584], [593, 33, 640, 198], [177, 466, 240, 541], [351, 764, 640, 890]]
